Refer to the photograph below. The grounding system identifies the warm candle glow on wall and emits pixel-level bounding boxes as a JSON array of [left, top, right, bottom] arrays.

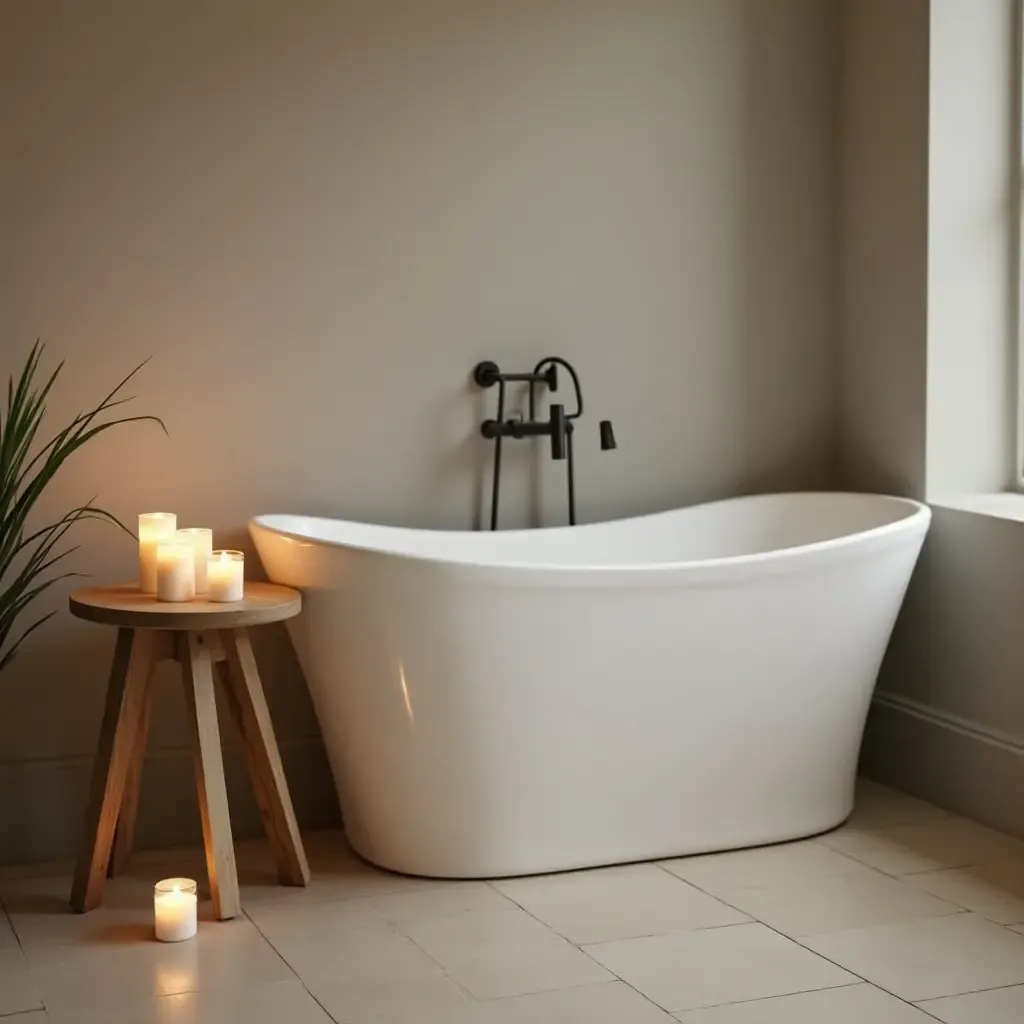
[[156, 542, 195, 602], [138, 513, 177, 593], [207, 550, 244, 602]]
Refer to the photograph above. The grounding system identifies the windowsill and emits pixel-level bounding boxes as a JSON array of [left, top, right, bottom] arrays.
[[929, 492, 1024, 522]]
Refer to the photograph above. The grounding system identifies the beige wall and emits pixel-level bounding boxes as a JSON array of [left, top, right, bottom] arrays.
[[835, 0, 929, 498], [0, 0, 838, 862]]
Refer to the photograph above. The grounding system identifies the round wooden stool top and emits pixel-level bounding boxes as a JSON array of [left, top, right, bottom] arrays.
[[69, 582, 301, 631]]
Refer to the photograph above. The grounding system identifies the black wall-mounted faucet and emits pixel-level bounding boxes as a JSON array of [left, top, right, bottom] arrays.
[[473, 356, 615, 530], [482, 401, 567, 461]]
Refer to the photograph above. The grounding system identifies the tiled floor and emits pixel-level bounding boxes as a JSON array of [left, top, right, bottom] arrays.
[[3, 780, 1024, 1022]]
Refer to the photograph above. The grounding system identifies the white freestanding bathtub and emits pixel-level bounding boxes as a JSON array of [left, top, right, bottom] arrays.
[[250, 492, 929, 878]]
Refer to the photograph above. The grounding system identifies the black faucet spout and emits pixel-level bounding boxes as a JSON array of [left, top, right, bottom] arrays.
[[490, 403, 566, 461], [550, 404, 567, 460]]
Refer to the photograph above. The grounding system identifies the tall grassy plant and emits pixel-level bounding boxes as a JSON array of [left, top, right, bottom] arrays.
[[0, 342, 164, 672]]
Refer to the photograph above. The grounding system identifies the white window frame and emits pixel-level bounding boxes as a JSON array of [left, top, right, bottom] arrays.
[[1016, 0, 1024, 486]]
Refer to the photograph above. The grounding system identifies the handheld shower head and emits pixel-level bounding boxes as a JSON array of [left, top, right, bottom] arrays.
[[599, 420, 617, 451]]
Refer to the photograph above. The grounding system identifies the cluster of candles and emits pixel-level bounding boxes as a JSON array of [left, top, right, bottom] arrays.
[[138, 513, 244, 603]]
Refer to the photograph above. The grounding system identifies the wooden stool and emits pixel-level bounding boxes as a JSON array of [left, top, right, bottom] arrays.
[[68, 582, 310, 920]]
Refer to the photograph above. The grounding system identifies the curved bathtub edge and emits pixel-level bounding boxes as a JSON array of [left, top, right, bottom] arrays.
[[343, 799, 859, 880], [249, 491, 931, 581]]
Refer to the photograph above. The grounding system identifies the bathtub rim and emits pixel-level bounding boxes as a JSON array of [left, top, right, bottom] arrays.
[[250, 491, 931, 578]]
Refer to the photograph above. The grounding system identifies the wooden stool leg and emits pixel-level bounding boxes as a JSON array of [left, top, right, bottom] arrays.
[[215, 660, 278, 869], [107, 677, 155, 878], [71, 628, 156, 912], [180, 631, 240, 920], [220, 628, 310, 886]]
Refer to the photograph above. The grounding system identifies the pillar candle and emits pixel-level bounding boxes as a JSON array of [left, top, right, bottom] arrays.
[[175, 528, 213, 594], [207, 550, 244, 602], [156, 542, 195, 602], [138, 513, 177, 594]]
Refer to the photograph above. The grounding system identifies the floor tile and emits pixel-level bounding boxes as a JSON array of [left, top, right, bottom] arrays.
[[1, 906, 19, 948], [467, 982, 677, 1023], [358, 882, 516, 925], [237, 831, 435, 905], [303, 975, 477, 1023], [820, 819, 1024, 876], [846, 780, 950, 828], [721, 870, 961, 937], [268, 919, 448, 989], [584, 922, 854, 1012], [44, 979, 333, 1024], [2, 875, 171, 964], [243, 896, 391, 942], [248, 882, 518, 946], [245, 892, 458, 991], [27, 914, 293, 1018], [804, 912, 1024, 1001], [493, 863, 748, 944], [674, 983, 936, 1023], [902, 861, 1024, 925], [660, 840, 869, 897], [920, 983, 1024, 1023], [0, 948, 43, 1015], [397, 905, 611, 999], [313, 978, 676, 1023]]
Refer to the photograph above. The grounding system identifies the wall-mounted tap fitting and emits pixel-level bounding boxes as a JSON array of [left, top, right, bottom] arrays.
[[481, 401, 567, 461], [474, 360, 557, 393], [472, 357, 615, 530]]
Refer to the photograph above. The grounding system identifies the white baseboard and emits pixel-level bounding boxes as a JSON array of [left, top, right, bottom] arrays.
[[862, 692, 1024, 839], [0, 738, 340, 866]]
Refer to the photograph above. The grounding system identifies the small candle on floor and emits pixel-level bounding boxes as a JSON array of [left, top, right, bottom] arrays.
[[207, 550, 244, 602], [138, 513, 177, 594], [156, 542, 196, 602], [154, 878, 198, 942]]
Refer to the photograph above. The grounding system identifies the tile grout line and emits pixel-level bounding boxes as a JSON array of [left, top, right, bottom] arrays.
[[372, 916, 481, 1003], [745, 877, 1024, 1013], [0, 895, 28, 957], [477, 876, 679, 1019], [791, 834, 1024, 922], [647, 859, 953, 1021], [241, 907, 342, 1024], [816, 815, 1024, 879], [0, 896, 44, 1023], [383, 889, 644, 1007], [915, 977, 1024, 1006]]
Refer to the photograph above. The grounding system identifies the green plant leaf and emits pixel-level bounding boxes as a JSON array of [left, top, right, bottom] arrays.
[[0, 345, 163, 670]]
